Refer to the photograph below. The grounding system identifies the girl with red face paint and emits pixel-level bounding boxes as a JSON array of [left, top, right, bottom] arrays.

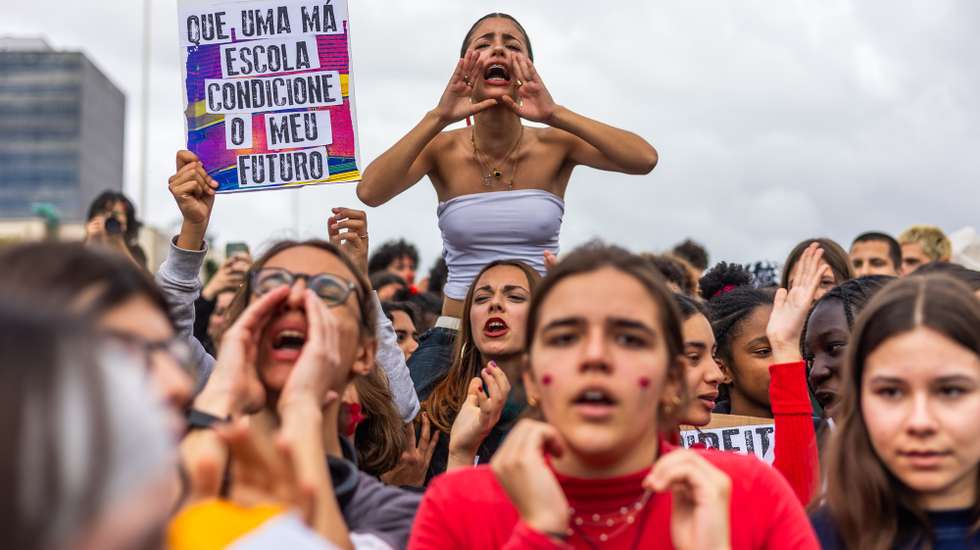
[[409, 244, 818, 550]]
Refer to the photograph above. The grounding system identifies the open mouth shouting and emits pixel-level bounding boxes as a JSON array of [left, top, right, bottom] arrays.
[[572, 386, 619, 420], [484, 63, 511, 86], [484, 317, 510, 338], [269, 322, 308, 362]]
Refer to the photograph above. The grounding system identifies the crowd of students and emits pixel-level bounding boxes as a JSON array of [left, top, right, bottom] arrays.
[[3, 11, 980, 550]]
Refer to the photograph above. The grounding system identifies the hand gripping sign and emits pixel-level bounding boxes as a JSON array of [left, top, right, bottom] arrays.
[[179, 0, 360, 192]]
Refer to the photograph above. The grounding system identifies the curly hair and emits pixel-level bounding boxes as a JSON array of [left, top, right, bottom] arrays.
[[367, 239, 419, 276], [699, 262, 775, 367]]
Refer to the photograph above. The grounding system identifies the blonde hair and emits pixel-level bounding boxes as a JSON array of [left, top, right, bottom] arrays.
[[898, 225, 952, 261]]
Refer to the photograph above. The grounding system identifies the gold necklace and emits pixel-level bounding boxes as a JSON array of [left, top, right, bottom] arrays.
[[471, 125, 523, 189]]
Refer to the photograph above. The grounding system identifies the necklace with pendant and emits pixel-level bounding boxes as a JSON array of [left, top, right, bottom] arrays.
[[472, 125, 523, 190]]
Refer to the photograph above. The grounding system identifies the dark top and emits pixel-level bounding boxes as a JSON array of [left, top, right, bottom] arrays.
[[407, 325, 529, 486], [334, 436, 421, 549], [192, 295, 216, 356], [422, 388, 526, 486], [811, 506, 980, 549], [408, 326, 457, 400]]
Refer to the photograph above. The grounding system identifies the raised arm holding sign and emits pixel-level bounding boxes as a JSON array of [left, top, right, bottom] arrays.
[[178, 0, 359, 192]]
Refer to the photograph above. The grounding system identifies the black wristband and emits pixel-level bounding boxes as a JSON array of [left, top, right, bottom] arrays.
[[186, 408, 231, 431]]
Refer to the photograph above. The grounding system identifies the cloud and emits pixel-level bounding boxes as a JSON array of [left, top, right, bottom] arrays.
[[4, 0, 977, 270]]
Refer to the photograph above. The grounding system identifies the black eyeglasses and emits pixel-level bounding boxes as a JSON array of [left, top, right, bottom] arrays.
[[251, 267, 360, 306], [102, 331, 195, 378]]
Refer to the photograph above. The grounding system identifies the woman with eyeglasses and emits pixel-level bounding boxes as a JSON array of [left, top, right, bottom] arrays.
[[0, 299, 178, 550], [0, 241, 194, 441], [162, 150, 421, 549]]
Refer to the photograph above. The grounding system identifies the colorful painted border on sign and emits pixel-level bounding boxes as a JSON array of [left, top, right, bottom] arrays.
[[178, 0, 359, 193]]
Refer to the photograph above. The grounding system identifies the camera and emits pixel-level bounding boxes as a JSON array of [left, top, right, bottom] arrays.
[[104, 216, 123, 236]]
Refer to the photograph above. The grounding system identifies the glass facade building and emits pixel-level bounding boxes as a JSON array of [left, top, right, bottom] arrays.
[[0, 39, 125, 222]]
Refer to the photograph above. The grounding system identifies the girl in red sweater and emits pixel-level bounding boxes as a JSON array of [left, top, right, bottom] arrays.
[[408, 244, 818, 549]]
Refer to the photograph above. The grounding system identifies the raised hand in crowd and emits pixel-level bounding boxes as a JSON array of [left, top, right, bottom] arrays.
[[381, 412, 441, 487], [767, 242, 828, 364], [446, 362, 512, 470], [202, 254, 251, 301], [644, 449, 733, 550], [328, 207, 369, 278], [169, 150, 219, 251]]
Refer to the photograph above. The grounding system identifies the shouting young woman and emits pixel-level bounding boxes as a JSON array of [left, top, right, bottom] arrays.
[[357, 13, 658, 319]]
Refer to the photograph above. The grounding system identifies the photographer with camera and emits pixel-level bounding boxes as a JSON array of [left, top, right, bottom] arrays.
[[84, 190, 147, 268]]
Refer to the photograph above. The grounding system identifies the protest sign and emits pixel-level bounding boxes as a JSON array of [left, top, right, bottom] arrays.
[[178, 0, 359, 192], [679, 414, 776, 465]]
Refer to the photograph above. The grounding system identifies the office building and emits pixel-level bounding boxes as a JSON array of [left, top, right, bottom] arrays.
[[0, 37, 125, 222]]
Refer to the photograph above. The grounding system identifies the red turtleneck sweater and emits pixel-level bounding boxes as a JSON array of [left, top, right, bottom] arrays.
[[407, 441, 818, 550]]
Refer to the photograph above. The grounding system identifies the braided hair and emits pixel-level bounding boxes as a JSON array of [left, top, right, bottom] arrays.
[[801, 275, 894, 362], [699, 262, 776, 367]]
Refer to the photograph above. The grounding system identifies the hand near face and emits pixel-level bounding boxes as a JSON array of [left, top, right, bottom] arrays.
[[183, 419, 319, 526], [203, 254, 251, 300], [448, 363, 512, 458], [278, 290, 355, 413], [768, 243, 829, 364], [201, 286, 290, 416], [500, 54, 558, 124], [644, 449, 732, 550], [381, 413, 441, 487], [491, 419, 570, 535], [433, 50, 499, 125]]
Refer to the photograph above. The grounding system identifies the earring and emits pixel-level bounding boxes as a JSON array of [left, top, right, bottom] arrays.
[[659, 394, 681, 416], [527, 395, 538, 407]]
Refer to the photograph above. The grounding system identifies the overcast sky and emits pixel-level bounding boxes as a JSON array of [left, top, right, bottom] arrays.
[[4, 1, 978, 269]]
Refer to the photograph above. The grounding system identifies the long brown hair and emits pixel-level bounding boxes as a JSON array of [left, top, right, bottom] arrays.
[[525, 242, 689, 430], [822, 274, 980, 549], [351, 367, 407, 477], [424, 260, 541, 434]]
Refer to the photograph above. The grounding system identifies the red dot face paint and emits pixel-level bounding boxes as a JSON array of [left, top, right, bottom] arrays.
[[638, 377, 650, 389], [541, 374, 553, 386]]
